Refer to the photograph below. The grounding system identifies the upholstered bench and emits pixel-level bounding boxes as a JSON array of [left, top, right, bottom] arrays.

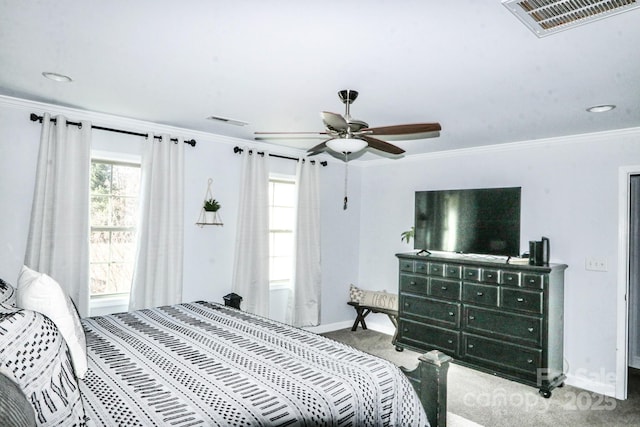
[[348, 285, 399, 344]]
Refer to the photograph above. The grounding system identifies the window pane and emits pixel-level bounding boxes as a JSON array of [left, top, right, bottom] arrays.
[[109, 263, 133, 293], [273, 182, 296, 206], [272, 232, 293, 257], [90, 196, 110, 226], [90, 264, 109, 295], [111, 196, 138, 227], [272, 206, 295, 230], [90, 163, 111, 195], [271, 256, 292, 281], [111, 165, 140, 196], [110, 231, 136, 262], [90, 231, 110, 262]]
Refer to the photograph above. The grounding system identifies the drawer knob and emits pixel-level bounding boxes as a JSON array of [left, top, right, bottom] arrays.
[[448, 311, 455, 317], [468, 315, 475, 320], [447, 339, 453, 344], [404, 302, 410, 307], [517, 297, 525, 302], [468, 344, 474, 349], [507, 276, 514, 281], [527, 359, 534, 364], [487, 274, 494, 278], [528, 327, 534, 332], [441, 286, 448, 290], [410, 281, 416, 286], [403, 327, 409, 332], [476, 291, 484, 296]]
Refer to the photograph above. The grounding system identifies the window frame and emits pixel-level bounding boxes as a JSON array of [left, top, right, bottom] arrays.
[[89, 157, 141, 301], [268, 174, 297, 291]]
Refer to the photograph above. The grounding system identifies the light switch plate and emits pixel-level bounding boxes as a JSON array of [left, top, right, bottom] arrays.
[[585, 257, 608, 272]]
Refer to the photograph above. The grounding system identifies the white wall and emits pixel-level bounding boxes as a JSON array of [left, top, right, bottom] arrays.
[[0, 96, 360, 328], [355, 129, 640, 396]]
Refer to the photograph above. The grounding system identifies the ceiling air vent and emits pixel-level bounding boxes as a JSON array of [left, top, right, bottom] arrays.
[[502, 0, 639, 37]]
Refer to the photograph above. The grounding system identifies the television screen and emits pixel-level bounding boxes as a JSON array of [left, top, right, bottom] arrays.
[[414, 187, 521, 257]]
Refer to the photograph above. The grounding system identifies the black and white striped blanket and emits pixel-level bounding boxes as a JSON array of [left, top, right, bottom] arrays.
[[79, 301, 428, 426]]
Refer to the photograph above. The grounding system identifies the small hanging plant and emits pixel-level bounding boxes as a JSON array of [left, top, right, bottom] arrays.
[[401, 226, 414, 244], [204, 198, 221, 212]]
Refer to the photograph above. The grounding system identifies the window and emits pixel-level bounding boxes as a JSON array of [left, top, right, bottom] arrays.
[[268, 176, 296, 289], [89, 159, 141, 298]]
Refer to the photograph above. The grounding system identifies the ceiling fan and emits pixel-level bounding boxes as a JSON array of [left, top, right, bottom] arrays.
[[254, 90, 441, 157]]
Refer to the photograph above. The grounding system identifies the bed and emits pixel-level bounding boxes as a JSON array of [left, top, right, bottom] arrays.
[[0, 274, 450, 427]]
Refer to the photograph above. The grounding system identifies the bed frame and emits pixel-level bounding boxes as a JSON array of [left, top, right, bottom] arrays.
[[403, 350, 452, 427]]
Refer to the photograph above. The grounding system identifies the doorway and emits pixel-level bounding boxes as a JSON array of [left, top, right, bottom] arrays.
[[629, 174, 640, 370], [617, 167, 640, 400]]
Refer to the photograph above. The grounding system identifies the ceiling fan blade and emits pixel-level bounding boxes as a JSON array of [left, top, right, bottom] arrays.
[[306, 139, 332, 155], [254, 131, 329, 141], [362, 123, 442, 136], [361, 135, 405, 155], [321, 111, 348, 133]]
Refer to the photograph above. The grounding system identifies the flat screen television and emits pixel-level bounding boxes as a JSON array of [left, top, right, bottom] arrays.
[[414, 187, 521, 257]]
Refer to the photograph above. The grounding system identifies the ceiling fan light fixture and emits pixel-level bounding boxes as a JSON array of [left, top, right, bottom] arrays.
[[326, 138, 367, 154]]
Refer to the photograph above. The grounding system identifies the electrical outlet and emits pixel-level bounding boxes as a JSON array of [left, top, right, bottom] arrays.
[[585, 256, 608, 272]]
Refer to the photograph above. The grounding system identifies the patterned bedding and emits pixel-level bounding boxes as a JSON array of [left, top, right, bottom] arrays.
[[79, 301, 428, 426]]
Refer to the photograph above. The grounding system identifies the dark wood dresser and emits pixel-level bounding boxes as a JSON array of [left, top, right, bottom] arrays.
[[395, 252, 567, 397]]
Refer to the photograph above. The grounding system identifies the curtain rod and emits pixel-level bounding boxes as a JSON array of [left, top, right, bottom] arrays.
[[30, 113, 197, 147], [233, 146, 327, 166]]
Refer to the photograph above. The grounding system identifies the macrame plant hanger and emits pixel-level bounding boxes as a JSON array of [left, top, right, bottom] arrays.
[[196, 178, 223, 227]]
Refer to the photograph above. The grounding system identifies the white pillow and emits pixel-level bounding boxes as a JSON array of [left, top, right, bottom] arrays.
[[16, 266, 88, 379]]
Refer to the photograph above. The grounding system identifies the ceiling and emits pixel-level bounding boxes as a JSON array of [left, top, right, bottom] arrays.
[[1, 0, 639, 161]]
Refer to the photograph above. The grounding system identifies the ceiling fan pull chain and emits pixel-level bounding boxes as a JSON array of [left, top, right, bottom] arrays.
[[343, 153, 349, 210]]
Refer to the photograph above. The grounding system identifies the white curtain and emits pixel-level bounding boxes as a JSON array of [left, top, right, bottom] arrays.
[[231, 150, 270, 317], [288, 159, 322, 327], [24, 113, 91, 317], [129, 134, 184, 311]]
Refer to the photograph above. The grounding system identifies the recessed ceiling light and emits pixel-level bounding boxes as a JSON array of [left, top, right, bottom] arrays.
[[42, 72, 73, 83], [586, 104, 616, 113]]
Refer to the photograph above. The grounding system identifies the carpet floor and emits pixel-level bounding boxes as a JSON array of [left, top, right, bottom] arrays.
[[322, 328, 640, 427]]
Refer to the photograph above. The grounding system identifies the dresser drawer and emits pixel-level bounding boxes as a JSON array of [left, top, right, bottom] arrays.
[[501, 288, 543, 314], [415, 261, 429, 275], [481, 269, 499, 284], [444, 265, 462, 279], [464, 306, 542, 345], [428, 262, 445, 276], [399, 259, 414, 272], [463, 334, 541, 375], [463, 266, 480, 281], [500, 271, 521, 286], [400, 274, 428, 295], [462, 283, 498, 307], [522, 273, 545, 289], [429, 278, 462, 301], [399, 319, 459, 355], [400, 294, 460, 328]]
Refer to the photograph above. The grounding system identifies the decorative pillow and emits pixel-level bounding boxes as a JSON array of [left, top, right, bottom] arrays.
[[349, 284, 364, 303], [349, 284, 399, 311], [0, 304, 87, 425], [0, 277, 16, 306], [16, 266, 88, 379]]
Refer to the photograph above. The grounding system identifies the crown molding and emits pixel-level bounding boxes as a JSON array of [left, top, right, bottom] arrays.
[[356, 126, 640, 167]]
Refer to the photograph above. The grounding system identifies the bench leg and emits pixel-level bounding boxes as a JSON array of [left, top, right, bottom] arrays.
[[351, 307, 371, 331]]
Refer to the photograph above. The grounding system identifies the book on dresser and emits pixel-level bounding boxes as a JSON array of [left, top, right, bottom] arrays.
[[395, 251, 568, 398]]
